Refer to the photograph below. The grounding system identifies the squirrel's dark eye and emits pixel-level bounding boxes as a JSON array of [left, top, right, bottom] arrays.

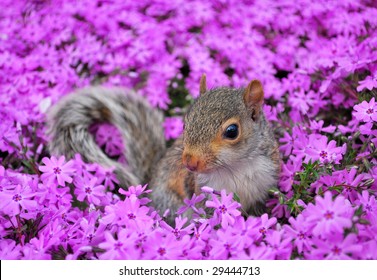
[[223, 124, 239, 139]]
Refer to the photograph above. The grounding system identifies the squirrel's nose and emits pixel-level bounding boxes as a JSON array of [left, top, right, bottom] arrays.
[[182, 152, 200, 172]]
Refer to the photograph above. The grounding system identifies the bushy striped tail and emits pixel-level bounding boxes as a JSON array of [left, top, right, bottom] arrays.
[[46, 87, 166, 187]]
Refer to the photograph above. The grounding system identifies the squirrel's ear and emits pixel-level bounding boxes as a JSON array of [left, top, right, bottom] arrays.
[[199, 74, 207, 95], [243, 80, 264, 120]]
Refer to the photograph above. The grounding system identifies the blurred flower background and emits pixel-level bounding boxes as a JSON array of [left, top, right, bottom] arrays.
[[0, 0, 376, 260]]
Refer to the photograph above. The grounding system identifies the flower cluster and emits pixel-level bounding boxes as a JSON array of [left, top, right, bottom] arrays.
[[0, 0, 377, 260]]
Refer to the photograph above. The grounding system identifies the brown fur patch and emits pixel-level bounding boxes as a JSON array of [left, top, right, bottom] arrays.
[[199, 74, 207, 95], [167, 166, 189, 199], [271, 144, 281, 171], [99, 106, 112, 121]]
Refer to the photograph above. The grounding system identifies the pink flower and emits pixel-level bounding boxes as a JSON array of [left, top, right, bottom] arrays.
[[163, 117, 184, 140], [339, 169, 369, 202], [0, 240, 21, 259], [305, 134, 346, 164], [43, 185, 72, 207], [310, 234, 362, 260], [248, 244, 274, 260], [192, 222, 212, 247], [119, 184, 151, 204], [356, 190, 377, 224], [309, 120, 336, 133], [353, 97, 377, 123], [94, 123, 124, 157], [206, 189, 241, 228], [142, 230, 182, 260], [257, 214, 277, 238], [74, 176, 105, 206], [99, 229, 140, 259], [177, 193, 205, 214], [178, 235, 204, 260], [160, 216, 194, 240], [102, 195, 152, 230], [39, 156, 75, 186], [209, 228, 243, 259], [265, 230, 292, 260], [357, 76, 377, 92], [94, 165, 119, 191], [304, 192, 353, 237], [0, 184, 37, 216], [78, 213, 107, 247], [284, 215, 313, 253]]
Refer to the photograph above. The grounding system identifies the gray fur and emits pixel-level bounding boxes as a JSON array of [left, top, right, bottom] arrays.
[[47, 87, 166, 187]]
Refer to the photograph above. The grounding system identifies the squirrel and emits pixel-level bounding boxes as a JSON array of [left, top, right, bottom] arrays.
[[47, 75, 280, 224]]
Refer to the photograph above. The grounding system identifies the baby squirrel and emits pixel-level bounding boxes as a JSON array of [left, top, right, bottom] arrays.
[[47, 75, 280, 224]]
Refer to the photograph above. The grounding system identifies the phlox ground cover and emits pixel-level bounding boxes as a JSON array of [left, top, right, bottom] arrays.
[[0, 0, 377, 260]]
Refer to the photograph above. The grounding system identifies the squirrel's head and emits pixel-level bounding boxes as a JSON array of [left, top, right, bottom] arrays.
[[182, 74, 265, 173]]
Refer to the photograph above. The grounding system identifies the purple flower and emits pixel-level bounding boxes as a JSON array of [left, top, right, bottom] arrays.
[[305, 134, 346, 164], [279, 157, 302, 192], [177, 193, 205, 214], [265, 230, 292, 260], [119, 184, 151, 205], [0, 240, 22, 259], [201, 186, 214, 193], [267, 198, 290, 219], [99, 229, 140, 259], [160, 216, 194, 240], [21, 233, 56, 260], [178, 235, 203, 260], [248, 244, 274, 260], [357, 76, 377, 92], [0, 184, 37, 216], [72, 154, 98, 178], [309, 234, 362, 260], [304, 192, 353, 237], [39, 156, 75, 186], [44, 185, 72, 207], [102, 195, 152, 230], [361, 240, 377, 260], [94, 123, 124, 157], [94, 166, 119, 191], [284, 215, 313, 253], [74, 176, 105, 206], [192, 222, 212, 247], [0, 122, 21, 153], [356, 190, 377, 224], [339, 169, 369, 202], [256, 214, 277, 239], [209, 228, 243, 259], [163, 117, 184, 140], [206, 189, 241, 228], [309, 120, 336, 133], [39, 219, 66, 247], [353, 97, 377, 123], [142, 230, 182, 260]]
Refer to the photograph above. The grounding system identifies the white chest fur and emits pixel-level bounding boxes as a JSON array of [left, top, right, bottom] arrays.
[[197, 156, 277, 211]]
